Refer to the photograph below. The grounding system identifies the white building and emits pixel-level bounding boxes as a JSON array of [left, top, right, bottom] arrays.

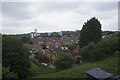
[[30, 29, 40, 38]]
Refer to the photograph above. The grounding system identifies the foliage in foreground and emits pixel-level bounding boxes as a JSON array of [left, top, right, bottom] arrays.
[[2, 66, 18, 79], [2, 35, 31, 79]]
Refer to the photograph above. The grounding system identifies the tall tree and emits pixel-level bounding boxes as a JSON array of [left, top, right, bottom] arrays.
[[2, 35, 31, 79], [79, 17, 102, 48]]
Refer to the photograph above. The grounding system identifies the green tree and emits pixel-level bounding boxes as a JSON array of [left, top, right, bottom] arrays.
[[2, 35, 31, 79], [22, 35, 31, 43], [35, 52, 49, 63], [50, 32, 61, 37], [79, 17, 102, 48], [54, 53, 74, 71], [41, 44, 48, 50], [2, 66, 18, 79]]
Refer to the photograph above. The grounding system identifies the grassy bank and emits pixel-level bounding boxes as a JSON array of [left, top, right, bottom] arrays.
[[29, 62, 55, 78], [30, 53, 119, 78]]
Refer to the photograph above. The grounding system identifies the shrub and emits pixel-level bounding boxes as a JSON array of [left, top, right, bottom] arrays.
[[35, 52, 49, 63], [80, 36, 118, 62], [54, 53, 74, 71], [80, 42, 95, 62]]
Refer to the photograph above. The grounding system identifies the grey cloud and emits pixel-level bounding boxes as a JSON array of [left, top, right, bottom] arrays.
[[2, 2, 34, 20], [91, 2, 117, 11], [41, 2, 80, 12], [2, 26, 22, 34], [118, 10, 120, 31], [2, 2, 118, 34], [1, 0, 120, 2]]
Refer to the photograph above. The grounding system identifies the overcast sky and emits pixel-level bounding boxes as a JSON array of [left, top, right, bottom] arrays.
[[1, 0, 119, 34]]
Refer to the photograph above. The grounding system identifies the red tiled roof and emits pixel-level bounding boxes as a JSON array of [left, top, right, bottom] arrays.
[[43, 50, 55, 60]]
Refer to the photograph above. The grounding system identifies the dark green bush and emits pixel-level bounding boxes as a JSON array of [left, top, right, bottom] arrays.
[[80, 42, 95, 62], [54, 53, 74, 71], [80, 37, 118, 62], [35, 52, 49, 63], [2, 66, 18, 79]]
